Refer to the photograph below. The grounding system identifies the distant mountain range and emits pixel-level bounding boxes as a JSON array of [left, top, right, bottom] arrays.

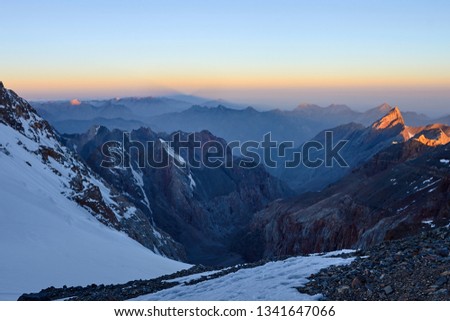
[[147, 102, 445, 145], [32, 98, 448, 143], [33, 96, 193, 120], [31, 96, 450, 196]]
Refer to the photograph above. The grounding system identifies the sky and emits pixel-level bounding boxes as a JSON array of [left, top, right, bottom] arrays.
[[1, 0, 450, 115]]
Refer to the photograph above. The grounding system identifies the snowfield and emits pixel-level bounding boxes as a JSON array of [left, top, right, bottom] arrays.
[[0, 124, 190, 300], [133, 251, 355, 301]]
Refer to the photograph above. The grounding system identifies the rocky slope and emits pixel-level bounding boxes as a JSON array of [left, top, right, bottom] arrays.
[[0, 81, 185, 259], [299, 226, 450, 300], [62, 126, 290, 265]]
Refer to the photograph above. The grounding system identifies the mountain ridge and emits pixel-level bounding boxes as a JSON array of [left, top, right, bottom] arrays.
[[0, 83, 185, 259], [0, 83, 190, 299], [281, 106, 450, 192]]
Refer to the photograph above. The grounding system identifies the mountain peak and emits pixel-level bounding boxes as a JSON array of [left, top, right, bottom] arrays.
[[372, 106, 405, 130], [0, 83, 57, 143], [326, 104, 353, 114], [70, 99, 82, 106], [0, 81, 4, 89], [244, 106, 257, 112], [217, 104, 228, 111], [376, 102, 392, 112], [296, 103, 320, 110]]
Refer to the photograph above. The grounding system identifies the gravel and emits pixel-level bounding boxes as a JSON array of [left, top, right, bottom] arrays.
[[298, 227, 450, 300]]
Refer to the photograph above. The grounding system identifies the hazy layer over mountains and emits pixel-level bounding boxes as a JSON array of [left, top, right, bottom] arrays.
[[32, 96, 446, 147], [32, 95, 450, 195]]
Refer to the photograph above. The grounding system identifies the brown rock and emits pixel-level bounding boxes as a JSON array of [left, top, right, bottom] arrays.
[[351, 277, 363, 289]]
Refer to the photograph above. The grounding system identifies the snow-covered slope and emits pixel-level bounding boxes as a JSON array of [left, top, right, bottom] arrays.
[[132, 251, 354, 301], [0, 83, 190, 300], [0, 82, 185, 260]]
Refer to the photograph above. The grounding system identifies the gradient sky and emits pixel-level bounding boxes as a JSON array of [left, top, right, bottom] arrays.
[[1, 0, 450, 115]]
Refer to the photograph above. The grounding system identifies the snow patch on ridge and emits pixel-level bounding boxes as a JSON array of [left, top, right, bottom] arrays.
[[159, 138, 186, 166], [188, 173, 196, 191]]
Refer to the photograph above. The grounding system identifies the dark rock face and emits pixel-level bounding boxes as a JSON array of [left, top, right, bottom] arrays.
[[1, 85, 56, 141], [1, 83, 186, 260], [299, 227, 450, 301], [242, 136, 450, 261], [63, 127, 290, 265]]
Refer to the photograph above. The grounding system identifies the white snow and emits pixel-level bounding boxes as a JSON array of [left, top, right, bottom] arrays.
[[0, 124, 190, 300], [159, 138, 186, 166], [411, 177, 441, 194], [422, 177, 434, 184], [407, 129, 414, 139], [131, 166, 151, 208], [390, 178, 398, 186], [89, 175, 119, 208], [132, 251, 355, 301], [122, 207, 136, 219], [397, 205, 409, 213], [188, 173, 196, 191], [422, 220, 436, 228], [440, 159, 450, 164]]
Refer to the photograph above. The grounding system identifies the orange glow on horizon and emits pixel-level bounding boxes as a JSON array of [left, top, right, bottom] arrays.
[[4, 70, 450, 99]]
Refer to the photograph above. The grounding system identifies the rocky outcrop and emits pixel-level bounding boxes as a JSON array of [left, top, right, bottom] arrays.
[[372, 106, 405, 131], [299, 227, 450, 300], [414, 127, 450, 146]]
